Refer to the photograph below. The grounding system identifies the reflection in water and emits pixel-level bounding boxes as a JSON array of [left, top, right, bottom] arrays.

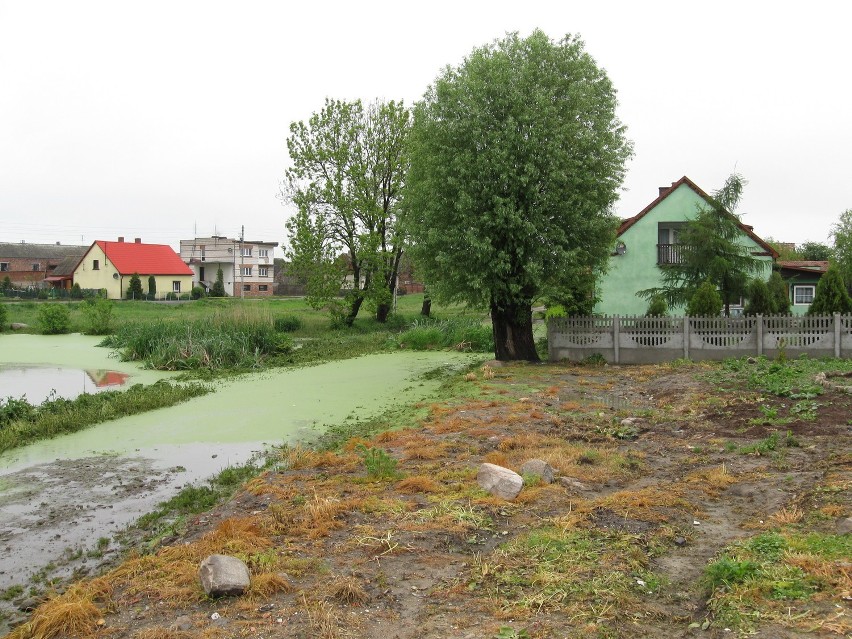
[[0, 365, 130, 403]]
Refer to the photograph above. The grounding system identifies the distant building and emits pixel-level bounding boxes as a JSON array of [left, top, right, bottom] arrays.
[[0, 242, 86, 288], [180, 236, 278, 297], [72, 237, 194, 300]]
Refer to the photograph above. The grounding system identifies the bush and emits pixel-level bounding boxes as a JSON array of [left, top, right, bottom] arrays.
[[81, 297, 115, 335], [807, 266, 852, 315], [126, 273, 144, 300], [147, 275, 157, 298], [179, 293, 191, 301], [687, 281, 723, 317], [744, 278, 774, 316], [544, 304, 567, 320], [273, 315, 303, 332], [645, 295, 668, 317], [70, 283, 84, 299], [37, 303, 72, 334], [191, 286, 206, 300], [0, 396, 36, 428], [768, 271, 791, 314], [165, 292, 178, 301], [0, 303, 6, 330]]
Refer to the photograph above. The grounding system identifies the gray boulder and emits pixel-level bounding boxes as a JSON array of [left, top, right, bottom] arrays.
[[520, 459, 554, 484], [477, 463, 523, 500], [10, 323, 28, 330], [199, 554, 251, 597]]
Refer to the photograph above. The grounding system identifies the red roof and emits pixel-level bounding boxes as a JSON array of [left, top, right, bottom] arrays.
[[617, 176, 779, 259], [93, 241, 193, 276]]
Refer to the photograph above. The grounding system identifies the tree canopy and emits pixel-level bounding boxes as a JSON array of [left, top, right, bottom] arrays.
[[807, 265, 852, 315], [283, 98, 410, 325], [404, 30, 632, 360], [639, 174, 766, 316], [830, 208, 852, 291]]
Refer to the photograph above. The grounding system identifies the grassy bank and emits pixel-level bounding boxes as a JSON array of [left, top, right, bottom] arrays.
[[0, 381, 210, 453]]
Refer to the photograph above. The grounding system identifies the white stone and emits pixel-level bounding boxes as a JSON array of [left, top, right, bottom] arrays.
[[199, 554, 251, 597], [477, 463, 523, 500]]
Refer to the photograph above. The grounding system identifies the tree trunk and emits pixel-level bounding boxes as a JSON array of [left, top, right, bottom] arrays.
[[344, 294, 364, 326], [490, 300, 540, 362], [420, 295, 431, 317], [376, 302, 391, 323]]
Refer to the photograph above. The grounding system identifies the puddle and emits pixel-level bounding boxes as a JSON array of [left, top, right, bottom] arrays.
[[0, 365, 131, 403], [0, 333, 483, 599]]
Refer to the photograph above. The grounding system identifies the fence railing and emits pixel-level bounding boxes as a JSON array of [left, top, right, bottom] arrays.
[[548, 314, 852, 364]]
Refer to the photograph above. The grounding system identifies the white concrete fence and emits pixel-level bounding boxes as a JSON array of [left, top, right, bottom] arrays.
[[548, 314, 852, 364]]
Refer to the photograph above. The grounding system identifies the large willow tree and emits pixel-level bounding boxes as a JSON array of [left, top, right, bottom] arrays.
[[404, 31, 632, 360]]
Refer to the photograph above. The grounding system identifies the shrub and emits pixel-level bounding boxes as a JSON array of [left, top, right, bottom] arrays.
[[37, 303, 72, 334], [191, 286, 206, 300], [645, 295, 667, 317], [37, 288, 49, 300], [544, 304, 567, 319], [0, 396, 36, 428], [179, 293, 191, 301], [81, 297, 115, 335], [1, 276, 11, 292], [767, 271, 791, 314], [687, 281, 723, 317], [210, 268, 226, 297], [165, 292, 178, 301], [273, 315, 303, 332], [744, 278, 774, 316], [0, 303, 6, 330], [807, 266, 852, 315], [147, 275, 157, 298], [126, 273, 144, 300], [70, 283, 84, 299]]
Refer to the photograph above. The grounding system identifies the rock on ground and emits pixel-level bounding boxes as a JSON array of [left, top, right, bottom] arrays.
[[199, 554, 251, 597], [477, 463, 523, 500]]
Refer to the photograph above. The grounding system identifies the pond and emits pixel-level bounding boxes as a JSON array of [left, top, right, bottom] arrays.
[[0, 365, 131, 404], [0, 333, 483, 601]]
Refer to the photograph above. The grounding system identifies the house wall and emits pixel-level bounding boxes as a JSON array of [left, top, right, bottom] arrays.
[[784, 272, 823, 316], [73, 244, 123, 298], [595, 183, 774, 316]]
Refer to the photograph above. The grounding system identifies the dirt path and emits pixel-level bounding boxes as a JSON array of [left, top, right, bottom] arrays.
[[3, 361, 850, 638]]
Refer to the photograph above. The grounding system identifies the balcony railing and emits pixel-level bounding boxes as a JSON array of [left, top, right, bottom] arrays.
[[657, 243, 685, 265]]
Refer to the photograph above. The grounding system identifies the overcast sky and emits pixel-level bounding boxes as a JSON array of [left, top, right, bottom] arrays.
[[1, 1, 850, 255]]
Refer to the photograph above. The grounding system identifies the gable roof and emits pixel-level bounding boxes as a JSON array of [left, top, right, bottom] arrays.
[[617, 176, 779, 258], [0, 242, 87, 260], [87, 241, 194, 276]]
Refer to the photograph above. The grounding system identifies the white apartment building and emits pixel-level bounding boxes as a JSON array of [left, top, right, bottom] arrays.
[[179, 236, 278, 297]]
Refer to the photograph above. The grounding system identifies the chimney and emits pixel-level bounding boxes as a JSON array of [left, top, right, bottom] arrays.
[[134, 238, 141, 244], [118, 236, 124, 242], [56, 241, 60, 245], [658, 187, 668, 197]]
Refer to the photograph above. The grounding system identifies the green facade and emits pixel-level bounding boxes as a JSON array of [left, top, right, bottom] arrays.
[[594, 181, 774, 316]]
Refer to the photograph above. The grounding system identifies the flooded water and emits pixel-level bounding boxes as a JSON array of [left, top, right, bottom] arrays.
[[0, 333, 481, 599], [0, 365, 131, 404]]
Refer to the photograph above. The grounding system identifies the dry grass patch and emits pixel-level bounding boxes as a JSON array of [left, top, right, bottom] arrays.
[[304, 598, 343, 639], [8, 583, 108, 639], [402, 437, 448, 460], [684, 464, 738, 496], [482, 450, 509, 467], [328, 575, 370, 605], [200, 516, 271, 556], [248, 571, 294, 598], [396, 475, 443, 494], [133, 629, 197, 639], [595, 484, 690, 522]]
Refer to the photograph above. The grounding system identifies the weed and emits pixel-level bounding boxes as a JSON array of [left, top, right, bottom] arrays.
[[355, 444, 401, 480], [0, 584, 23, 601], [494, 627, 531, 639], [738, 432, 779, 455]]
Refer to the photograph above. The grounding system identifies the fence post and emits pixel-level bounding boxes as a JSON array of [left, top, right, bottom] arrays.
[[835, 313, 841, 358], [757, 315, 763, 357], [613, 316, 620, 364], [683, 316, 689, 360]]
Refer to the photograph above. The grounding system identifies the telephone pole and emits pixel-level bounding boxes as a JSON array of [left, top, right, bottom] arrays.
[[239, 225, 245, 299]]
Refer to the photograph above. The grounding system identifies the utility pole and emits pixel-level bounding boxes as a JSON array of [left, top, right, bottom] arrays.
[[240, 225, 245, 299]]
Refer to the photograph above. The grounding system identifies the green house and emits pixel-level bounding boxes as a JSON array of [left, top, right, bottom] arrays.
[[594, 176, 777, 316], [777, 260, 829, 316]]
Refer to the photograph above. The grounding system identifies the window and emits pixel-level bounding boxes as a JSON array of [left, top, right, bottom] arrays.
[[92, 259, 99, 270], [241, 247, 252, 257], [259, 266, 269, 277], [793, 285, 815, 305], [258, 284, 268, 292], [172, 281, 181, 293], [259, 249, 269, 258], [241, 266, 252, 276], [243, 284, 251, 292], [32, 263, 40, 271], [0, 262, 8, 271]]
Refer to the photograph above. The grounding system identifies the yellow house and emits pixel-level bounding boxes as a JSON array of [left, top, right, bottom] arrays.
[[73, 238, 194, 300]]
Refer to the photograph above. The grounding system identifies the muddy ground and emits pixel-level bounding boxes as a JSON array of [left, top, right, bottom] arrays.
[[2, 361, 850, 639]]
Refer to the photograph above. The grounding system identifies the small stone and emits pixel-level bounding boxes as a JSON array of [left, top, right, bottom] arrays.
[[520, 459, 554, 484], [674, 536, 686, 547], [199, 554, 251, 597], [171, 615, 193, 631], [837, 517, 852, 535], [558, 476, 588, 491]]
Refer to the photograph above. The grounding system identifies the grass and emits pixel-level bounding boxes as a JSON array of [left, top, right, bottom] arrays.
[[0, 381, 209, 453], [708, 354, 852, 398]]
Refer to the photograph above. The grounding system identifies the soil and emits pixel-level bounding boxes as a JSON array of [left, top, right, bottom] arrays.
[[2, 361, 850, 639]]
